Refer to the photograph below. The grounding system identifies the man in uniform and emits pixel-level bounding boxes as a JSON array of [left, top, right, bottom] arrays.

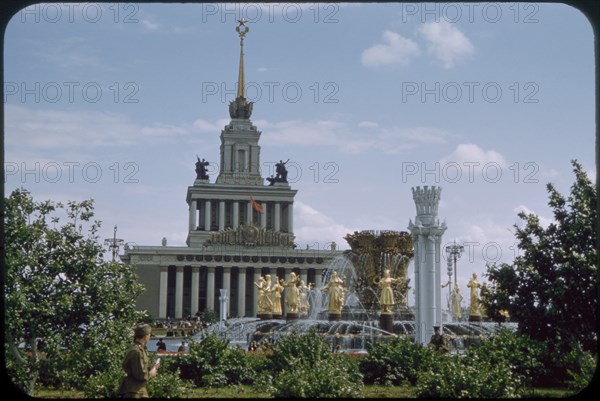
[[428, 325, 450, 353], [117, 324, 159, 398]]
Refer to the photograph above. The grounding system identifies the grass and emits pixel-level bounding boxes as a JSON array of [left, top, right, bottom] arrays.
[[32, 385, 576, 398]]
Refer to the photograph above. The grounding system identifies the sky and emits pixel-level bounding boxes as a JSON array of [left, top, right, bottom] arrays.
[[3, 2, 596, 301]]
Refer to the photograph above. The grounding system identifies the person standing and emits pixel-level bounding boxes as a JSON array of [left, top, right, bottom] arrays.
[[117, 324, 159, 398]]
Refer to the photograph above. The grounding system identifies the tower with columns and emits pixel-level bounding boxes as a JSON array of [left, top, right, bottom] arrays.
[[408, 186, 447, 345], [121, 20, 341, 320]]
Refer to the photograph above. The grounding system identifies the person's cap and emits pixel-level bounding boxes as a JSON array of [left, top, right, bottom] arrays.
[[433, 325, 440, 330], [134, 324, 152, 337]]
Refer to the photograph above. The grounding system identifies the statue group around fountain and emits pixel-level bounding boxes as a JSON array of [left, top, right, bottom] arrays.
[[254, 267, 410, 321], [254, 272, 313, 319]]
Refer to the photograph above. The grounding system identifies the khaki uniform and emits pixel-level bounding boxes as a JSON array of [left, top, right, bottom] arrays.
[[117, 340, 152, 398]]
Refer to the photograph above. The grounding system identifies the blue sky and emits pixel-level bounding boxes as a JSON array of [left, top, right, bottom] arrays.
[[4, 2, 595, 300]]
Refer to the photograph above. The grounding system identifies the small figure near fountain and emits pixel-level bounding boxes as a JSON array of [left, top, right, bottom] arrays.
[[450, 283, 464, 321], [255, 275, 273, 319], [321, 271, 347, 321], [284, 272, 300, 320], [428, 326, 450, 353], [374, 268, 403, 332], [272, 276, 284, 319], [467, 273, 482, 322], [298, 280, 312, 317], [479, 282, 489, 320]]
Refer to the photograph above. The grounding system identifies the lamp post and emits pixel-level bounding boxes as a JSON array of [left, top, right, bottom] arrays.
[[445, 241, 464, 287], [104, 225, 124, 262]]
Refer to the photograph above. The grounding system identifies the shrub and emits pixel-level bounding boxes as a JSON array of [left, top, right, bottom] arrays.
[[82, 367, 122, 398], [265, 330, 363, 398], [174, 334, 256, 387], [147, 368, 193, 398], [359, 336, 438, 386]]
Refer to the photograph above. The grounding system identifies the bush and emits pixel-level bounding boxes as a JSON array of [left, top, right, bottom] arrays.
[[359, 336, 438, 386], [174, 334, 256, 387], [83, 367, 122, 398], [147, 368, 193, 398], [264, 330, 363, 398]]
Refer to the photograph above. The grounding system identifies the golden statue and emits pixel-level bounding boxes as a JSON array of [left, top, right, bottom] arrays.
[[373, 268, 403, 313], [298, 280, 313, 316], [321, 271, 346, 313], [450, 283, 463, 319], [466, 273, 481, 317], [272, 276, 284, 317], [254, 275, 273, 314], [479, 282, 489, 319], [283, 272, 300, 314]]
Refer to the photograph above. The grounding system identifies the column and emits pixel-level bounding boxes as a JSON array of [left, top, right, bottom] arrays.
[[204, 200, 212, 231], [191, 267, 200, 316], [246, 201, 253, 225], [207, 267, 215, 311], [175, 266, 184, 319], [238, 267, 247, 317], [188, 199, 197, 231], [260, 202, 267, 228], [300, 268, 308, 285], [159, 266, 168, 318], [219, 201, 225, 231], [233, 201, 239, 229], [274, 202, 281, 232], [223, 267, 231, 318], [287, 202, 294, 233], [253, 269, 261, 316]]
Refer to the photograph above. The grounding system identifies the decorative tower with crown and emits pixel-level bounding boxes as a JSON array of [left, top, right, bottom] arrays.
[[408, 186, 447, 345]]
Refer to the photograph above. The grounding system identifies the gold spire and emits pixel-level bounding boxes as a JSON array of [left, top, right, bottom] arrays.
[[236, 18, 249, 99]]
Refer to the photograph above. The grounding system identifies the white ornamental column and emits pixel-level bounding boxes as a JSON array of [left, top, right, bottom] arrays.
[[238, 267, 247, 317], [287, 202, 294, 233], [204, 200, 212, 231], [207, 267, 215, 310], [175, 266, 184, 319], [159, 266, 168, 318], [246, 201, 253, 225], [219, 201, 225, 231], [261, 203, 267, 228], [191, 267, 200, 316], [223, 267, 231, 318], [274, 203, 281, 232], [233, 201, 240, 229], [314, 269, 322, 289], [408, 186, 447, 345], [188, 199, 197, 231]]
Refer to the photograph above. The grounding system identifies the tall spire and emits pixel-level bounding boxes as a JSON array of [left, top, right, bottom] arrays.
[[236, 18, 248, 98], [229, 18, 253, 119]]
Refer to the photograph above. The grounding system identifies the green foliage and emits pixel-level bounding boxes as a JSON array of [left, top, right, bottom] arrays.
[[173, 334, 255, 387], [264, 330, 363, 398], [147, 368, 194, 398], [82, 367, 123, 398], [3, 188, 145, 395], [563, 344, 597, 392], [201, 308, 219, 324], [416, 332, 535, 398], [359, 336, 437, 386], [486, 160, 597, 354]]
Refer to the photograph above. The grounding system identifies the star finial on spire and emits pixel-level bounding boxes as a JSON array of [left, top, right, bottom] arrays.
[[236, 18, 249, 39]]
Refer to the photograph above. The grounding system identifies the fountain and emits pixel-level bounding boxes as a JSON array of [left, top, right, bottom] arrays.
[[193, 187, 516, 352]]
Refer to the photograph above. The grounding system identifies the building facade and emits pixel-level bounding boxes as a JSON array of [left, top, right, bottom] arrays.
[[121, 20, 342, 319]]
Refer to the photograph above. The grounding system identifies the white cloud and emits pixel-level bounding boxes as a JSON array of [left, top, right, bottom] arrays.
[[293, 201, 354, 249], [418, 21, 474, 69], [358, 121, 379, 128], [361, 30, 420, 68], [141, 19, 160, 31], [440, 143, 508, 170], [5, 105, 191, 150]]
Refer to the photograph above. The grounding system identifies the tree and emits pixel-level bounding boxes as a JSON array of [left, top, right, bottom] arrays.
[[3, 188, 145, 396], [485, 160, 597, 354]]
